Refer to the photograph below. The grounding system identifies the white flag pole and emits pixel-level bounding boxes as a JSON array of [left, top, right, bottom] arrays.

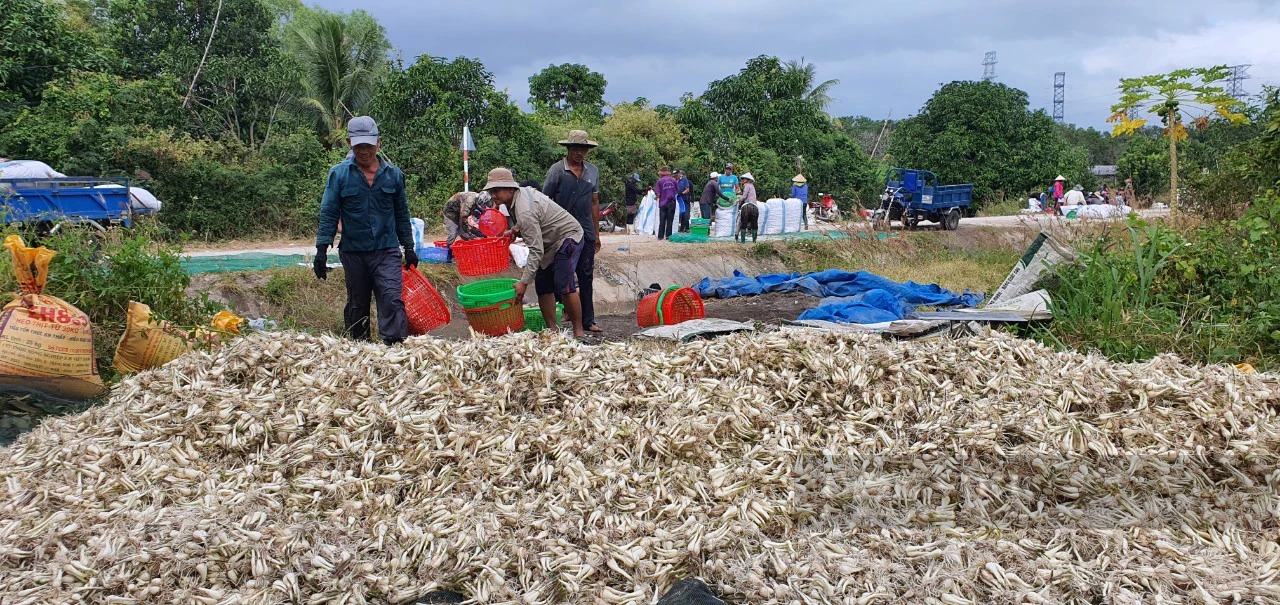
[[460, 125, 476, 192]]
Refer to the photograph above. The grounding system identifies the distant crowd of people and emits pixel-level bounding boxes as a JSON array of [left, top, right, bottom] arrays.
[[1030, 175, 1138, 213]]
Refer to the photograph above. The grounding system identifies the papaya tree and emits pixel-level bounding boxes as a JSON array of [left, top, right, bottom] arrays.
[[1108, 66, 1248, 205]]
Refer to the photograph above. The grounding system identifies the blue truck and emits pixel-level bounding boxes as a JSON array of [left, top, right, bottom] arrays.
[[0, 177, 156, 230], [874, 168, 973, 231]]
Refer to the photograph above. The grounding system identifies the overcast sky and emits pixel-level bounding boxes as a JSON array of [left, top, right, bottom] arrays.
[[313, 0, 1280, 130]]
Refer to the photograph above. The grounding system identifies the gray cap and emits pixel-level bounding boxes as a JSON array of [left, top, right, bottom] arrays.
[[347, 116, 380, 147]]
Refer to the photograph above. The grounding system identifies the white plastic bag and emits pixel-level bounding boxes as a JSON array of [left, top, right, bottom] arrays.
[[0, 160, 64, 180], [760, 198, 783, 235], [635, 191, 659, 236], [782, 198, 804, 232], [410, 218, 426, 250], [129, 187, 162, 211], [713, 205, 738, 238], [509, 240, 530, 268]]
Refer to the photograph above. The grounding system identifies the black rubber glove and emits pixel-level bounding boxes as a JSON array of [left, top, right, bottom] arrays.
[[403, 246, 418, 268], [313, 245, 328, 280]]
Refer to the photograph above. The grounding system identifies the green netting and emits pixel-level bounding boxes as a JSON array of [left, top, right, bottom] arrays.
[[182, 253, 334, 275]]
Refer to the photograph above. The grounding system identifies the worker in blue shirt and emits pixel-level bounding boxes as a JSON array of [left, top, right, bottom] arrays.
[[791, 174, 809, 228], [314, 116, 416, 346], [676, 169, 693, 232]]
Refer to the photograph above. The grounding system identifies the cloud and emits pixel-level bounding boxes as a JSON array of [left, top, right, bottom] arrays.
[[314, 0, 1280, 128]]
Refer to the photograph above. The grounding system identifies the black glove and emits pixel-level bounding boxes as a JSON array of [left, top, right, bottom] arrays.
[[402, 246, 418, 268], [313, 245, 328, 280]]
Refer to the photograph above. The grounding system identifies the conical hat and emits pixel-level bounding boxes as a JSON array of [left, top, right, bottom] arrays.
[[1054, 175, 1066, 181], [792, 174, 807, 183]]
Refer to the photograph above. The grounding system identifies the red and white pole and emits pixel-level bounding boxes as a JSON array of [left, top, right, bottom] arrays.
[[463, 149, 470, 192]]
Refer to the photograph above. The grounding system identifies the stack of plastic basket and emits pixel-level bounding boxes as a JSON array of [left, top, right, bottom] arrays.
[[636, 285, 705, 328], [456, 278, 524, 336]]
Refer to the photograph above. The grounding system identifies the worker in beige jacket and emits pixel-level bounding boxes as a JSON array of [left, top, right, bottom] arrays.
[[483, 167, 586, 338]]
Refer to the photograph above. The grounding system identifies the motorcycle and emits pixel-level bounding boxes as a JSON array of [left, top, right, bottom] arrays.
[[810, 193, 842, 222], [872, 185, 909, 229], [598, 199, 624, 233]]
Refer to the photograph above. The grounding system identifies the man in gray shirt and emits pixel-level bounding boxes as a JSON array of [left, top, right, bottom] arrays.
[[542, 129, 604, 334]]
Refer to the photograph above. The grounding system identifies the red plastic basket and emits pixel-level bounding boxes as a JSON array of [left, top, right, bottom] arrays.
[[462, 300, 525, 336], [434, 240, 449, 248], [401, 267, 451, 335], [451, 237, 511, 276], [479, 208, 508, 238], [637, 286, 705, 327]]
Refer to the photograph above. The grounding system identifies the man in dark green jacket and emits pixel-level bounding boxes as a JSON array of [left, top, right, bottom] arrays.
[[314, 116, 416, 345]]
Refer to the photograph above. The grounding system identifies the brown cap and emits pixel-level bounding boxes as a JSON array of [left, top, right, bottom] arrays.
[[482, 167, 520, 190], [558, 130, 598, 148]]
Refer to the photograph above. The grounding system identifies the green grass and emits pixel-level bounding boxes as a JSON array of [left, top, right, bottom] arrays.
[[979, 196, 1029, 217], [1035, 200, 1280, 369]]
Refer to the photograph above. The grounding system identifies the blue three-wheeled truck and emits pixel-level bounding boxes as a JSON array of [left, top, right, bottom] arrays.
[[0, 175, 157, 231], [873, 168, 973, 231]]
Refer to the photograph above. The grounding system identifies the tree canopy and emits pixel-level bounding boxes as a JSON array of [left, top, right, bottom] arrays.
[[528, 63, 607, 121], [888, 81, 1091, 202]]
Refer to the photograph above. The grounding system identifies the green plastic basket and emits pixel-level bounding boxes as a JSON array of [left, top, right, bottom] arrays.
[[691, 218, 710, 226], [522, 304, 563, 332], [457, 278, 517, 308], [690, 224, 710, 237]]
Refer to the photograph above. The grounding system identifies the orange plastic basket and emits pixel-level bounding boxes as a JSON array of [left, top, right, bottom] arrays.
[[451, 237, 511, 276], [637, 286, 705, 327], [401, 267, 451, 335], [462, 300, 525, 336]]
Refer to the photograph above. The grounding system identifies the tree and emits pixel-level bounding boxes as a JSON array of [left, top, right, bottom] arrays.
[[98, 0, 294, 146], [528, 63, 607, 121], [1116, 133, 1169, 200], [784, 59, 839, 115], [284, 7, 389, 146], [840, 115, 896, 157], [676, 56, 875, 204], [369, 55, 558, 218], [0, 0, 104, 108], [888, 80, 1091, 204], [590, 103, 694, 202], [1109, 66, 1249, 205]]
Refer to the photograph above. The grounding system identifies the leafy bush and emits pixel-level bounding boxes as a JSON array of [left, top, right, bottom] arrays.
[[1041, 193, 1280, 367]]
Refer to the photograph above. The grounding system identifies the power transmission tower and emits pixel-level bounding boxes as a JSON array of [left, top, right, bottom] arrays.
[[982, 52, 997, 81], [1053, 72, 1065, 123], [1227, 64, 1252, 101]]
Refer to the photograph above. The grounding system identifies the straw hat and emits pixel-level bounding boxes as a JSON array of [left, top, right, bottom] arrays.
[[558, 130, 598, 148], [482, 167, 520, 190], [792, 174, 807, 183]]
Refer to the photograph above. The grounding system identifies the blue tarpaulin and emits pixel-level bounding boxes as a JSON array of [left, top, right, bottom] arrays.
[[695, 269, 983, 325]]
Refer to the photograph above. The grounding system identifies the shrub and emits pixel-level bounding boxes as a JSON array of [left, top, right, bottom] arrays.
[[1041, 193, 1280, 367]]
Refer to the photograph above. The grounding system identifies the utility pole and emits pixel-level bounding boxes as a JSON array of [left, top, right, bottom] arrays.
[[1227, 64, 1252, 101], [1053, 72, 1065, 123], [870, 110, 893, 159], [982, 52, 997, 81]]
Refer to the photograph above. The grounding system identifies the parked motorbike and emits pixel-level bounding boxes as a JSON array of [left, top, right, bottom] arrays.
[[872, 185, 909, 228], [598, 199, 624, 232], [810, 193, 842, 222]]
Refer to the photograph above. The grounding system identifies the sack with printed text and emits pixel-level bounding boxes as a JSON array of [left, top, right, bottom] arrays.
[[0, 235, 104, 400]]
